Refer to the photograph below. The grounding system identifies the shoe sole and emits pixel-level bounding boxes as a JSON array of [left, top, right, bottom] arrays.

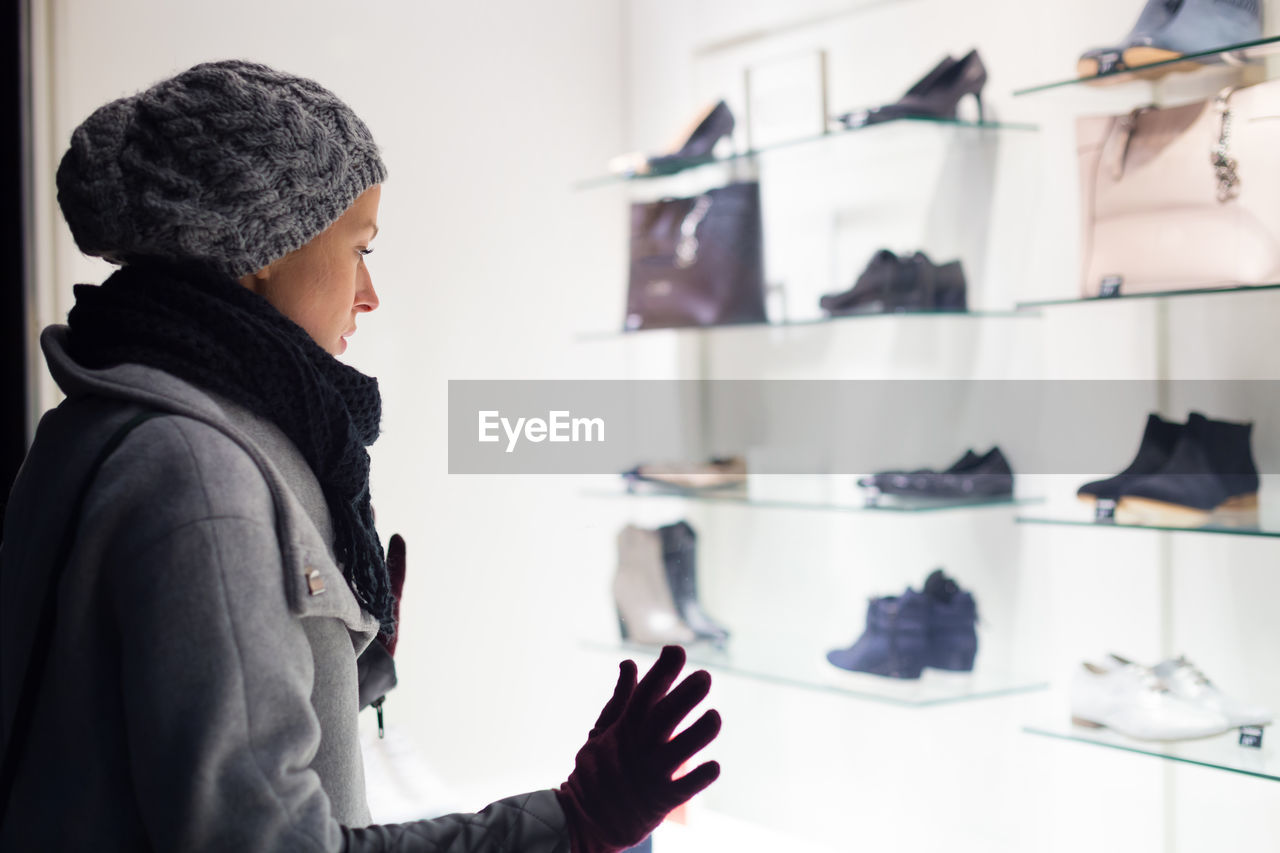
[[1121, 46, 1203, 79], [1114, 493, 1259, 528], [1071, 715, 1232, 741]]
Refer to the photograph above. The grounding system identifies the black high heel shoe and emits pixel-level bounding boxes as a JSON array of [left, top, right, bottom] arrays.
[[647, 100, 734, 172], [834, 49, 987, 129], [608, 100, 736, 176]]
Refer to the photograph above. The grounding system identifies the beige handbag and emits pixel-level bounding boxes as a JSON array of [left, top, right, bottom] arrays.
[[1077, 81, 1280, 298]]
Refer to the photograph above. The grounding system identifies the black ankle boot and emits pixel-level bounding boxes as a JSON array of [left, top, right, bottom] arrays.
[[1078, 413, 1184, 504], [658, 520, 730, 645], [1115, 412, 1260, 527]]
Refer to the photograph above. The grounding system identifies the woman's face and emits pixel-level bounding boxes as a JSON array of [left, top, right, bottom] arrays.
[[240, 184, 381, 356]]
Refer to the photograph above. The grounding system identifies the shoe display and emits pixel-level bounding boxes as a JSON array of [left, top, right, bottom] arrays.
[[828, 568, 979, 679], [833, 49, 987, 128], [921, 569, 978, 672], [1077, 0, 1262, 80], [608, 99, 735, 176], [858, 446, 1013, 500], [819, 249, 967, 316], [827, 589, 930, 679], [614, 525, 697, 646], [1077, 413, 1184, 507], [658, 520, 731, 646], [1070, 659, 1233, 740], [1113, 412, 1260, 527]]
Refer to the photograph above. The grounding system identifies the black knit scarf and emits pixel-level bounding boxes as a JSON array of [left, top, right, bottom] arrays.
[[66, 259, 395, 638]]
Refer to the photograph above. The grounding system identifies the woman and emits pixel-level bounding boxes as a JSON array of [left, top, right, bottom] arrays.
[[0, 60, 719, 851]]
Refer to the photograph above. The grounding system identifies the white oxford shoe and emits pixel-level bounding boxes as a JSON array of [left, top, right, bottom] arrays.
[[1070, 660, 1232, 741]]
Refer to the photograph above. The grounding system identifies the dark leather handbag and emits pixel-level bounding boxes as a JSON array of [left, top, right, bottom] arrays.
[[626, 181, 767, 330]]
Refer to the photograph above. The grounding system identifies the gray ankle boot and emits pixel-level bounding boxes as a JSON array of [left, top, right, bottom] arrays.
[[1079, 0, 1261, 78], [613, 525, 696, 645], [1123, 0, 1262, 68], [1079, 0, 1182, 76]]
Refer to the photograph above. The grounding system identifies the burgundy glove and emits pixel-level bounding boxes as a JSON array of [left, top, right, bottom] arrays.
[[378, 533, 407, 656], [556, 645, 721, 853]]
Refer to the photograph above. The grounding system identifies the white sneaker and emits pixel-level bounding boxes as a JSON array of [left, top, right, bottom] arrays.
[[1070, 660, 1232, 740], [1152, 656, 1273, 728]]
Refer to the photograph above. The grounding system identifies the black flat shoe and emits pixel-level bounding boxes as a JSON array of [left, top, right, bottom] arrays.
[[834, 49, 987, 128], [820, 250, 967, 315], [863, 447, 1013, 500]]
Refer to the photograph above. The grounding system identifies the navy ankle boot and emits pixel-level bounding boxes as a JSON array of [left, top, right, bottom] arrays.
[[922, 569, 978, 672], [827, 590, 929, 679]]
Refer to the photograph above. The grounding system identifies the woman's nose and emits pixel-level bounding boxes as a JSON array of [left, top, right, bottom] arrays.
[[357, 271, 379, 312]]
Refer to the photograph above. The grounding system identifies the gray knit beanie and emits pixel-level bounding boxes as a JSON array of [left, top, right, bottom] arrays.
[[56, 59, 387, 280]]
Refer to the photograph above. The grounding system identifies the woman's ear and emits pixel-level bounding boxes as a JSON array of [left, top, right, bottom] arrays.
[[237, 264, 272, 294]]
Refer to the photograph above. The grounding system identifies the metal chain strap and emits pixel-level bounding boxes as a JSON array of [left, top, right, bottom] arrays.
[[1212, 87, 1241, 203], [675, 195, 713, 268]]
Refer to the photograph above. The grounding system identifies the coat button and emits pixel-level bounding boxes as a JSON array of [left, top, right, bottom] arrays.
[[306, 568, 326, 596]]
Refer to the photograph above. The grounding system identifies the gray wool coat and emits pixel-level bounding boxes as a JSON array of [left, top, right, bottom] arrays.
[[0, 325, 570, 852]]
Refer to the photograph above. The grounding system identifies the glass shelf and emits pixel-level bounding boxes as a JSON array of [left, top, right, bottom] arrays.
[[1016, 504, 1280, 539], [578, 309, 1036, 341], [575, 116, 1039, 189], [592, 481, 1042, 514], [582, 639, 1048, 707], [1016, 281, 1280, 310], [1025, 722, 1279, 782], [1013, 35, 1280, 96]]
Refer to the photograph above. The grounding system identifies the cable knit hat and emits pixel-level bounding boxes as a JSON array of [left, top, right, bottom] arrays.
[[56, 59, 386, 280]]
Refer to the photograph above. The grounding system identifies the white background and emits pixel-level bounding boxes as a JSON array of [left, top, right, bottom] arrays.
[[24, 0, 1280, 850]]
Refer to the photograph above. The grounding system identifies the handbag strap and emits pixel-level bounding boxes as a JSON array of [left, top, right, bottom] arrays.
[[0, 408, 164, 823], [1212, 85, 1241, 203]]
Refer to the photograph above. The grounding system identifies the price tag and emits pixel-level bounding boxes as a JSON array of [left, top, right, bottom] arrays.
[[1098, 276, 1123, 298], [1239, 726, 1264, 749], [1094, 498, 1117, 522]]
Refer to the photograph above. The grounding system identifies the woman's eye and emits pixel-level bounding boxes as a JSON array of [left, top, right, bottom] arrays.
[[358, 248, 374, 258]]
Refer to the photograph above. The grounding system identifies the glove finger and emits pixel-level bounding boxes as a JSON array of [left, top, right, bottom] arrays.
[[659, 708, 720, 773], [387, 535, 407, 591], [649, 669, 711, 740], [666, 759, 721, 805], [380, 534, 408, 656], [591, 659, 637, 735], [626, 645, 686, 719]]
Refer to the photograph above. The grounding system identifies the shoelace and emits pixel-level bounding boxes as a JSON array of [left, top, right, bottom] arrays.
[[1169, 657, 1213, 695], [1122, 664, 1170, 695]]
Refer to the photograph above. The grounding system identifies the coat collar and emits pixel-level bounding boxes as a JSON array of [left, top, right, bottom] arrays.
[[41, 325, 381, 646]]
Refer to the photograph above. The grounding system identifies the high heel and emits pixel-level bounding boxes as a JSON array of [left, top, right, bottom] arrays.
[[608, 100, 736, 176], [833, 49, 987, 129]]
